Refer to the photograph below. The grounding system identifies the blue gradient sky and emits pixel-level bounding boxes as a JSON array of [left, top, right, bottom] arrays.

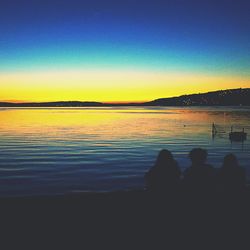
[[0, 0, 249, 102]]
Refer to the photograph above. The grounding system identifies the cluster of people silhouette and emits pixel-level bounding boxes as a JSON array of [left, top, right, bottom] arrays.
[[145, 148, 246, 195]]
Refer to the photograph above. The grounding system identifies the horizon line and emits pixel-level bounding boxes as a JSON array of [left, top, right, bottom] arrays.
[[0, 87, 248, 105]]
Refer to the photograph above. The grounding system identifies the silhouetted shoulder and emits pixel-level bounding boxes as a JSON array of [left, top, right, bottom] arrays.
[[184, 164, 214, 176], [218, 166, 246, 191]]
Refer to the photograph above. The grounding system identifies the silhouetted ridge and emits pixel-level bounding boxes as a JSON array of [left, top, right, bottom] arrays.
[[145, 88, 250, 106], [0, 101, 104, 107]]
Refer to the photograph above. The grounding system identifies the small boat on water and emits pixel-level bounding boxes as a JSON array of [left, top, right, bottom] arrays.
[[229, 127, 247, 142]]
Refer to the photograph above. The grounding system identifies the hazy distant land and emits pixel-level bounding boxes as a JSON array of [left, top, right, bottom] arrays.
[[1, 88, 250, 107]]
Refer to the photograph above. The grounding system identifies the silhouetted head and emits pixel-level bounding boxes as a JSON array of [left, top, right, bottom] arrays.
[[223, 153, 238, 168], [189, 148, 207, 165], [155, 149, 174, 167]]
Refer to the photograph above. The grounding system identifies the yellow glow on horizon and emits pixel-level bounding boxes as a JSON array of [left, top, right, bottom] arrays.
[[0, 69, 249, 102]]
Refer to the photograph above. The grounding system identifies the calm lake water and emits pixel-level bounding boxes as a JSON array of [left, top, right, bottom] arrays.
[[0, 106, 249, 197]]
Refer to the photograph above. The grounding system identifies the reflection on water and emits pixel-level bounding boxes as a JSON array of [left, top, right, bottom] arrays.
[[0, 107, 249, 196]]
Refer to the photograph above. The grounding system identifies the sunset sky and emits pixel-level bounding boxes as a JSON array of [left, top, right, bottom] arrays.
[[0, 0, 249, 102]]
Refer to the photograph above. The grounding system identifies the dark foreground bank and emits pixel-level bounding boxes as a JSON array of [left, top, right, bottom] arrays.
[[1, 189, 250, 249]]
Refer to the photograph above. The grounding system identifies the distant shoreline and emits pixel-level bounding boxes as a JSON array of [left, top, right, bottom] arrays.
[[1, 88, 250, 107], [1, 104, 250, 108]]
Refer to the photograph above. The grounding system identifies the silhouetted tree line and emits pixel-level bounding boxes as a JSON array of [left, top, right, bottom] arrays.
[[145, 148, 246, 196]]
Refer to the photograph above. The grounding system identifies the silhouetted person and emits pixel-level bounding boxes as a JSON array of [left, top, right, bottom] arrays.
[[183, 148, 215, 195], [145, 149, 181, 194], [217, 154, 246, 194]]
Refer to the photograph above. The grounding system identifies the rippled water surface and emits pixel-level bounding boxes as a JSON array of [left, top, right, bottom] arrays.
[[0, 107, 249, 196]]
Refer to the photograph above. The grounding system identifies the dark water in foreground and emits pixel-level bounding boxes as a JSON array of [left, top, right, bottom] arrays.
[[0, 106, 249, 196]]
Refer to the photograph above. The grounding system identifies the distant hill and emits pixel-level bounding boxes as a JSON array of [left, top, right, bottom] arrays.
[[0, 101, 104, 107], [0, 88, 250, 107], [145, 88, 250, 106]]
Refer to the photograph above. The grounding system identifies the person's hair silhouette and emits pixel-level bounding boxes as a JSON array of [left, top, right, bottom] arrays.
[[217, 153, 246, 194], [189, 148, 207, 165], [145, 149, 181, 194], [183, 148, 215, 194], [223, 153, 238, 167]]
